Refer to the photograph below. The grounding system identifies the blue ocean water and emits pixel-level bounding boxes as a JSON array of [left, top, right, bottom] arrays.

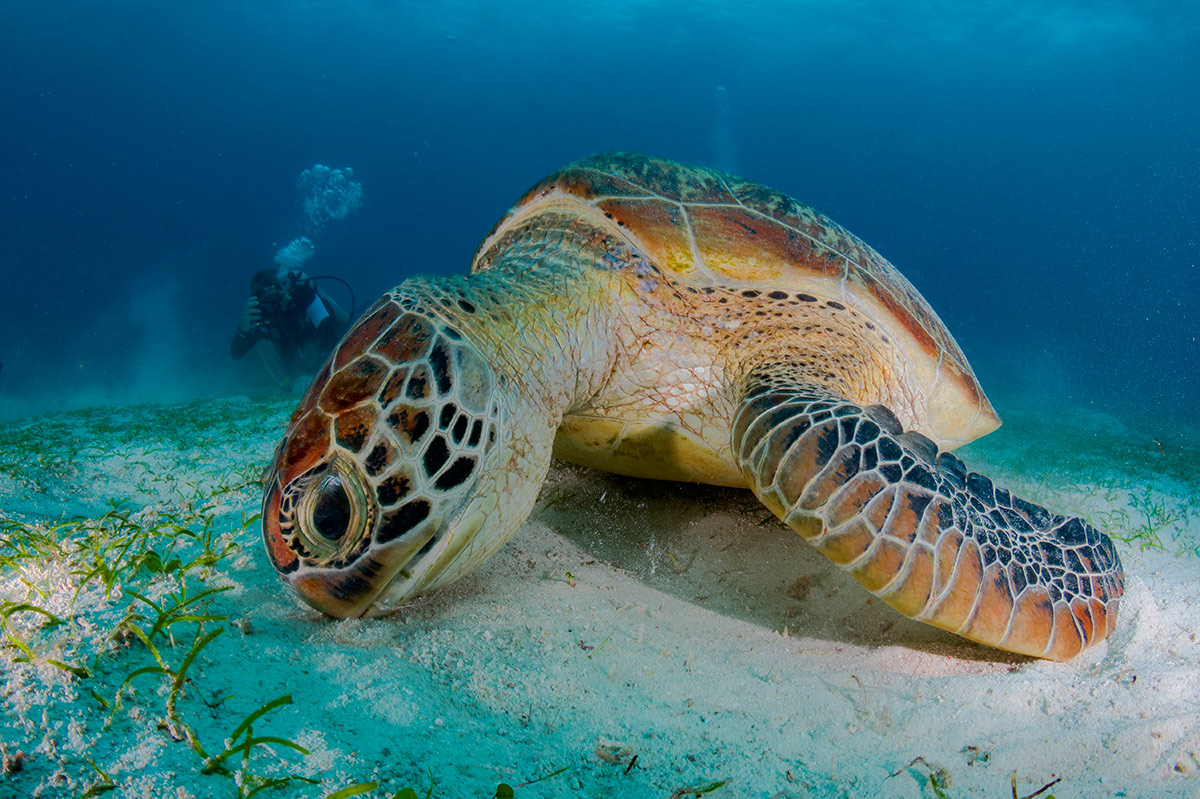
[[0, 1, 1196, 422]]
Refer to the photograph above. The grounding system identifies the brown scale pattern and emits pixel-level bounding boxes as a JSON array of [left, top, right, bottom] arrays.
[[732, 382, 1124, 661]]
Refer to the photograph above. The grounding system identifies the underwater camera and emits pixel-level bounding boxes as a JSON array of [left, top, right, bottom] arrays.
[[252, 284, 285, 332], [253, 271, 317, 332]]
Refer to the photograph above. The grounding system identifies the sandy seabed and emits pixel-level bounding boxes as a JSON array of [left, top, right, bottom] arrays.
[[0, 395, 1198, 798]]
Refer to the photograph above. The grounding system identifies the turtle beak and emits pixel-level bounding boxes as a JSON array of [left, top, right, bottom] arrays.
[[262, 438, 413, 619], [263, 456, 470, 619], [288, 553, 399, 619], [260, 394, 452, 620], [261, 464, 380, 619], [263, 463, 416, 619]]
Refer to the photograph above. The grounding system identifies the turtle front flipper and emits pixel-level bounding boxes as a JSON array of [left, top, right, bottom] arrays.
[[732, 381, 1124, 661]]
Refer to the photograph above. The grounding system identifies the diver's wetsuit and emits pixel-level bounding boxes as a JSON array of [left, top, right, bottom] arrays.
[[230, 282, 346, 376]]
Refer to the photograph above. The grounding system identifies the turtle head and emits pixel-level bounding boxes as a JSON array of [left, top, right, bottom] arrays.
[[261, 296, 527, 618]]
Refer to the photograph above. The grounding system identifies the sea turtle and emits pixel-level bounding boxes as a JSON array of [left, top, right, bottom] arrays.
[[260, 153, 1124, 661]]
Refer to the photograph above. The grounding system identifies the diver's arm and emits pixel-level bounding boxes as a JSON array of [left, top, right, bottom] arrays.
[[230, 297, 265, 360]]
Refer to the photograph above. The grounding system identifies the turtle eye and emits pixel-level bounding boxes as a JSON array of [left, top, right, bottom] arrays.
[[311, 474, 352, 542], [287, 457, 375, 563]]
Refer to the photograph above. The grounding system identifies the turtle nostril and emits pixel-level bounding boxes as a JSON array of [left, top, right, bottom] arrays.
[[312, 474, 352, 542]]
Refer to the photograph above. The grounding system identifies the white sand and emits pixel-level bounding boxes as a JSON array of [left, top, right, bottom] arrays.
[[0, 396, 1198, 797]]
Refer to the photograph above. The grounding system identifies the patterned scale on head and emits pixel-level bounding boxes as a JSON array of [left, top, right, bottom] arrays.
[[261, 152, 1124, 661]]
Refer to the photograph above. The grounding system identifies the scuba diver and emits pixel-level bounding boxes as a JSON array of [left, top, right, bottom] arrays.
[[231, 268, 352, 380]]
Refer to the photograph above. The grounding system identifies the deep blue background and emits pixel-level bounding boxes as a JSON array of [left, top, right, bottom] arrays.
[[0, 1, 1196, 423]]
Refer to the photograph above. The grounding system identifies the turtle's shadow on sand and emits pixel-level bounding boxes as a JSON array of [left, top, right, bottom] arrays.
[[536, 462, 1023, 665]]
